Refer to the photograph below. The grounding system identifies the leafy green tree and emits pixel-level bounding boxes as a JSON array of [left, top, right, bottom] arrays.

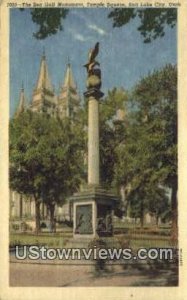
[[99, 88, 128, 187], [108, 8, 177, 43], [146, 186, 170, 226], [42, 117, 85, 231], [114, 64, 177, 237], [128, 183, 170, 227], [128, 187, 145, 225], [20, 8, 176, 42], [20, 8, 69, 39], [9, 111, 84, 233]]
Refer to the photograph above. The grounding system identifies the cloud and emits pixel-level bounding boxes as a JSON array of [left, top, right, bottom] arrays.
[[88, 24, 107, 36], [74, 33, 88, 42], [68, 28, 90, 42], [70, 11, 107, 37]]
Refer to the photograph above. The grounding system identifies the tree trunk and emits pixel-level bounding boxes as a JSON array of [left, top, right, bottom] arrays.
[[41, 202, 45, 219], [171, 176, 178, 245], [35, 200, 41, 234], [69, 201, 73, 223], [140, 215, 144, 228], [140, 199, 144, 228], [156, 215, 159, 227], [49, 204, 56, 233], [19, 194, 23, 220]]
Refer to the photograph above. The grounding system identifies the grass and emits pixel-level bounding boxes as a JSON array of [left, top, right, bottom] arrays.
[[116, 233, 173, 249], [129, 238, 171, 249], [9, 221, 174, 249], [9, 232, 72, 248], [9, 232, 173, 249], [114, 221, 170, 229]]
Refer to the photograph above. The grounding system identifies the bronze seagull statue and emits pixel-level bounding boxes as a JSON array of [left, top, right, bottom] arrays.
[[84, 42, 100, 73]]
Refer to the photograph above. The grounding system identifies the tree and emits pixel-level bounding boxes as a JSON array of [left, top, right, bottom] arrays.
[[41, 117, 85, 231], [20, 8, 176, 42], [128, 185, 170, 227], [9, 111, 84, 233], [20, 8, 69, 39], [147, 186, 170, 226], [99, 88, 128, 187], [114, 65, 177, 237], [108, 8, 177, 43]]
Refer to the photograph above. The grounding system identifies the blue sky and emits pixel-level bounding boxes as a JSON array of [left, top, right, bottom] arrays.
[[10, 8, 177, 116]]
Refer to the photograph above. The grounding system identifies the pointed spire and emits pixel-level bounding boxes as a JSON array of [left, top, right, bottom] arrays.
[[63, 61, 77, 90], [67, 56, 70, 66], [43, 46, 45, 58], [15, 84, 26, 117], [35, 51, 53, 91], [58, 61, 80, 119]]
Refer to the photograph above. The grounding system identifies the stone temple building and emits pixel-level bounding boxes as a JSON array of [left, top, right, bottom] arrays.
[[10, 52, 80, 227]]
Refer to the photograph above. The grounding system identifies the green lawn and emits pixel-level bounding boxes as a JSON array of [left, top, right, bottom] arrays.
[[128, 238, 172, 249], [9, 221, 173, 249], [9, 232, 173, 249], [9, 232, 72, 248]]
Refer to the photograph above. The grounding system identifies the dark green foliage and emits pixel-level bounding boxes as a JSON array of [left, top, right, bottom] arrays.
[[20, 8, 69, 39], [146, 186, 170, 224], [108, 8, 177, 43], [9, 65, 177, 237], [20, 8, 176, 42], [99, 88, 128, 186], [9, 111, 84, 231], [114, 64, 177, 233]]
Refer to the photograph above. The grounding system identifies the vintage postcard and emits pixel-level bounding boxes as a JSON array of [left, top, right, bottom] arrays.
[[0, 0, 187, 299]]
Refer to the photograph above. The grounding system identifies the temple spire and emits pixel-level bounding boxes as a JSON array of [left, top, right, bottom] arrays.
[[15, 84, 26, 117], [31, 51, 55, 114], [43, 46, 45, 58], [67, 56, 70, 66], [63, 62, 77, 90], [35, 51, 53, 91], [58, 61, 80, 119]]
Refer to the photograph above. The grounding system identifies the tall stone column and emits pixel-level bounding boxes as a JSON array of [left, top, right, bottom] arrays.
[[84, 42, 103, 185], [85, 88, 103, 185], [88, 95, 99, 185], [68, 43, 119, 245]]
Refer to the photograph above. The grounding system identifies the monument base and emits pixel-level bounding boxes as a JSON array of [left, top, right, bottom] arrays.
[[68, 184, 120, 247]]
